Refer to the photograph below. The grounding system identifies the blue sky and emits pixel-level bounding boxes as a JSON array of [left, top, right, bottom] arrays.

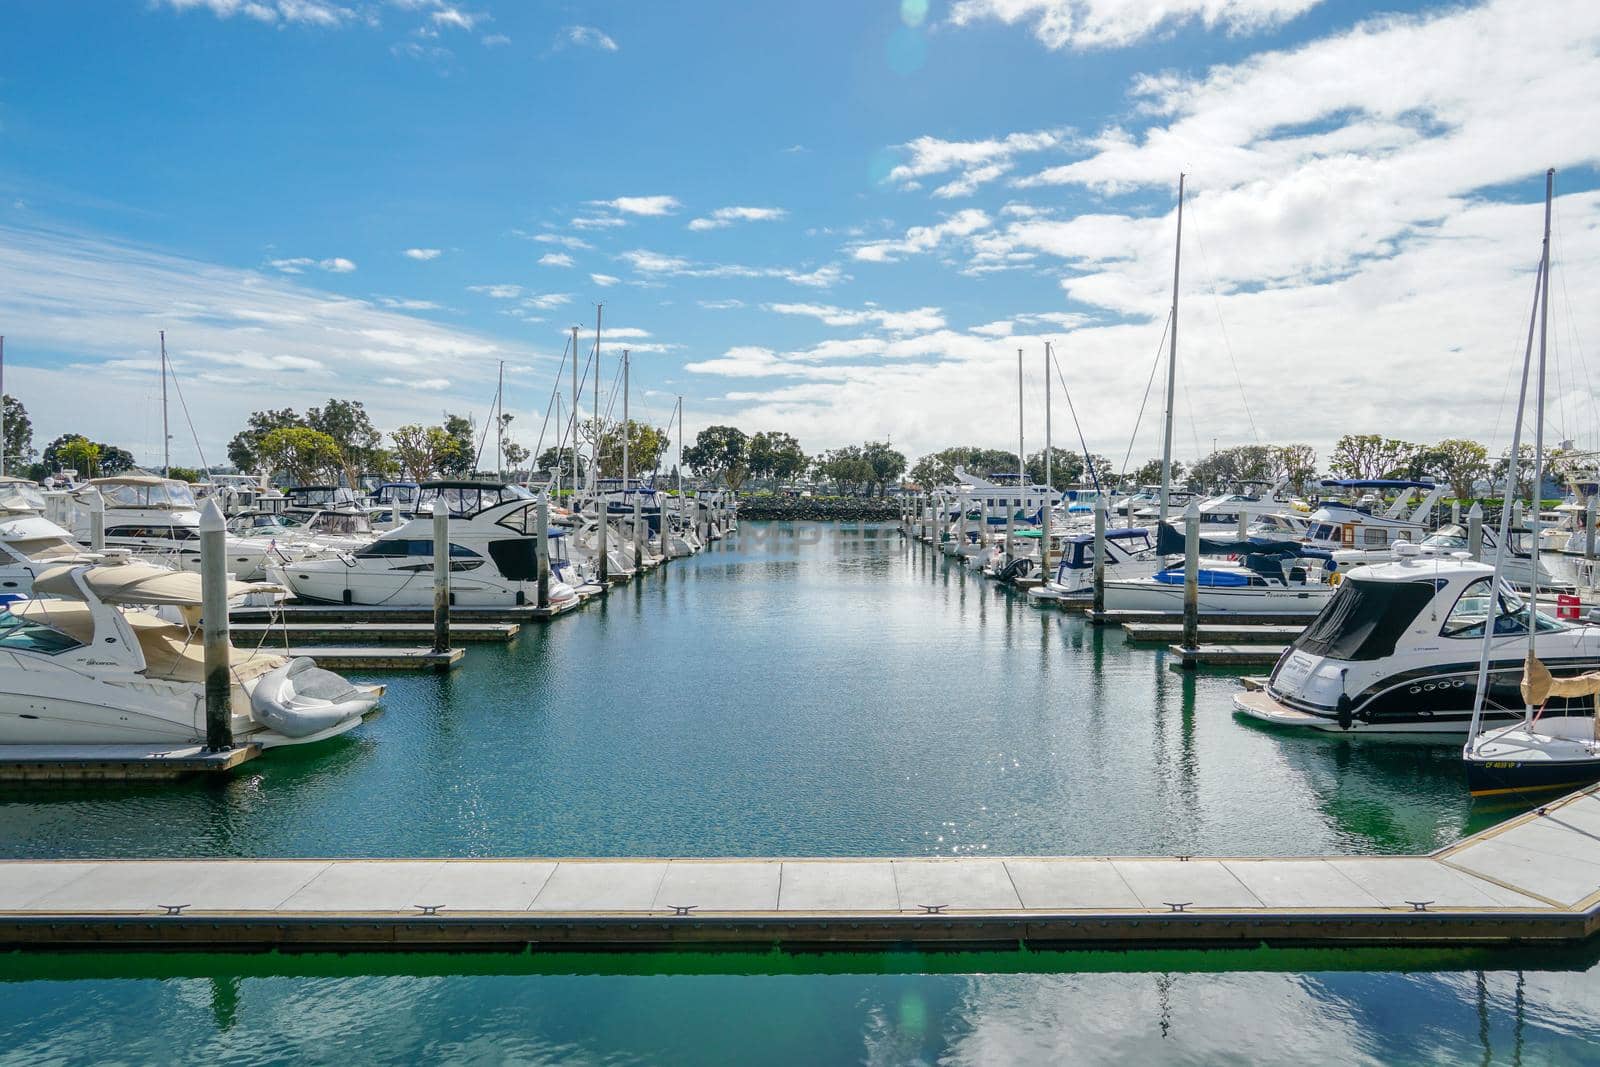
[[2, 0, 1598, 473]]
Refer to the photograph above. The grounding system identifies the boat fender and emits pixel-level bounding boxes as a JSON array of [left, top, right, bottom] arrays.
[[1336, 694, 1354, 731]]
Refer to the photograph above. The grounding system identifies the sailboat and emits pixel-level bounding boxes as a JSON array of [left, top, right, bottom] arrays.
[[1463, 169, 1600, 797]]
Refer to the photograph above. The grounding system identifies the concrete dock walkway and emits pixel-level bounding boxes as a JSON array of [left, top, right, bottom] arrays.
[[3, 786, 1599, 951]]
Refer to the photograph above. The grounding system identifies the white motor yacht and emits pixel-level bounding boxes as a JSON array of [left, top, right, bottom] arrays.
[[0, 559, 382, 746], [1236, 550, 1600, 735], [0, 477, 98, 602], [1027, 528, 1160, 604], [1101, 525, 1337, 615], [69, 475, 286, 580], [1302, 479, 1446, 552], [1333, 524, 1568, 593], [274, 481, 583, 607]]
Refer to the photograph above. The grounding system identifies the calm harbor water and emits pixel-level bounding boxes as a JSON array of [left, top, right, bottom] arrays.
[[2, 522, 1597, 1063]]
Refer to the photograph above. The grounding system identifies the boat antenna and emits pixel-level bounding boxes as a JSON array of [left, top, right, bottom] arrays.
[[1526, 167, 1554, 713], [1158, 172, 1184, 528]]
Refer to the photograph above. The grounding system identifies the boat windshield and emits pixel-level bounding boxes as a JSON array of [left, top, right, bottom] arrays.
[[98, 481, 198, 509], [0, 482, 46, 513], [0, 608, 82, 655], [1441, 577, 1567, 638], [1291, 577, 1438, 661], [420, 484, 530, 518]]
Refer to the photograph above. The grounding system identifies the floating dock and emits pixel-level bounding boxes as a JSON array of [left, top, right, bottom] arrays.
[[232, 622, 520, 644], [1168, 644, 1290, 668], [3, 786, 1598, 950], [230, 599, 585, 625], [1123, 622, 1304, 644], [0, 743, 261, 783], [1086, 608, 1319, 627], [282, 647, 464, 671]]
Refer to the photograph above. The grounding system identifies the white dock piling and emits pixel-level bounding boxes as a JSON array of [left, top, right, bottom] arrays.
[[536, 493, 551, 610], [431, 501, 450, 653], [88, 489, 105, 553], [1587, 496, 1597, 562], [1093, 495, 1107, 617], [1181, 501, 1201, 657], [1468, 502, 1483, 561], [199, 499, 233, 752]]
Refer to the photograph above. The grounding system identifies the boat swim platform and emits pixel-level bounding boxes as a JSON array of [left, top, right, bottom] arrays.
[[0, 743, 262, 784], [229, 598, 586, 626], [231, 622, 520, 644], [3, 786, 1600, 952], [1123, 623, 1305, 645], [284, 647, 464, 671]]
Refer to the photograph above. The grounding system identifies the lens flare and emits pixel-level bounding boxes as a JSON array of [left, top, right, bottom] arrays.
[[886, 26, 926, 76], [901, 0, 929, 27]]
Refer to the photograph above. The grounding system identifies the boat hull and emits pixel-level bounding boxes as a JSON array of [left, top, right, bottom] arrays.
[[1103, 580, 1331, 614]]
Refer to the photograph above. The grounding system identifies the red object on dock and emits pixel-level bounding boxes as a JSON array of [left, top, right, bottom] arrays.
[[1556, 593, 1580, 621]]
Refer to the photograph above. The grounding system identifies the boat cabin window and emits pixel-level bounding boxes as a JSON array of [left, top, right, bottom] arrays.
[[0, 483, 46, 512], [1441, 577, 1566, 638], [1291, 578, 1437, 661], [355, 539, 481, 559], [0, 609, 82, 655], [1361, 528, 1388, 546], [98, 481, 198, 510], [419, 484, 529, 518], [308, 513, 372, 536], [106, 524, 195, 541], [1310, 523, 1337, 541]]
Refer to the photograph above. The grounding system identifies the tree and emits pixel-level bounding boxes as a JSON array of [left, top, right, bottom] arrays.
[[228, 408, 304, 473], [2, 396, 34, 470], [860, 440, 906, 496], [390, 424, 468, 483], [909, 447, 1020, 489], [1424, 439, 1488, 500], [41, 434, 133, 477], [1271, 444, 1318, 495], [306, 398, 384, 487], [1187, 445, 1277, 491], [1128, 457, 1184, 487], [494, 413, 531, 475], [682, 425, 749, 489], [167, 466, 203, 483], [585, 418, 671, 478], [747, 431, 807, 486], [536, 447, 586, 485], [439, 414, 476, 476], [257, 427, 343, 485], [814, 446, 874, 495], [1329, 434, 1419, 481], [1026, 447, 1087, 490], [54, 436, 101, 478]]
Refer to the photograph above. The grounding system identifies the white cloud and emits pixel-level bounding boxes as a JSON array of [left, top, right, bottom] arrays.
[[766, 302, 946, 334], [558, 25, 619, 51], [570, 215, 628, 229], [403, 247, 442, 260], [539, 252, 575, 267], [383, 375, 451, 390], [886, 129, 1065, 199], [430, 6, 476, 31], [699, 298, 745, 310], [267, 255, 358, 274], [481, 33, 510, 46], [850, 209, 991, 263], [527, 232, 593, 250], [521, 293, 571, 310], [620, 249, 849, 289], [946, 0, 1321, 50], [688, 206, 788, 231], [590, 195, 681, 217], [155, 0, 354, 27], [468, 283, 521, 299], [590, 273, 620, 286], [378, 296, 443, 310]]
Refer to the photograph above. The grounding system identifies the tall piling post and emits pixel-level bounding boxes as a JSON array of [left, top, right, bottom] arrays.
[[199, 499, 234, 752], [431, 500, 451, 653], [1004, 497, 1015, 568], [1181, 501, 1201, 662], [633, 489, 645, 572], [1586, 496, 1597, 562], [1451, 500, 1461, 526], [1093, 494, 1108, 618], [88, 489, 105, 553], [1468, 502, 1484, 561], [536, 493, 551, 610], [1237, 508, 1248, 541]]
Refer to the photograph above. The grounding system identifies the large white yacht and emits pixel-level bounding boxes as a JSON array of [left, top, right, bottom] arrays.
[[0, 477, 97, 602], [1100, 525, 1337, 614], [68, 475, 286, 580], [1236, 549, 1600, 735], [274, 481, 583, 607], [1302, 479, 1446, 551], [0, 559, 382, 746], [1194, 480, 1305, 535]]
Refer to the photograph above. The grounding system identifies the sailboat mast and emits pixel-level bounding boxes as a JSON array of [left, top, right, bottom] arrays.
[[676, 396, 684, 499], [160, 330, 170, 478], [1527, 167, 1554, 694], [1159, 172, 1184, 528], [1465, 214, 1548, 743], [593, 305, 603, 496], [1016, 347, 1025, 508], [1043, 341, 1053, 491], [570, 325, 580, 498], [495, 359, 504, 480], [622, 349, 630, 492]]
